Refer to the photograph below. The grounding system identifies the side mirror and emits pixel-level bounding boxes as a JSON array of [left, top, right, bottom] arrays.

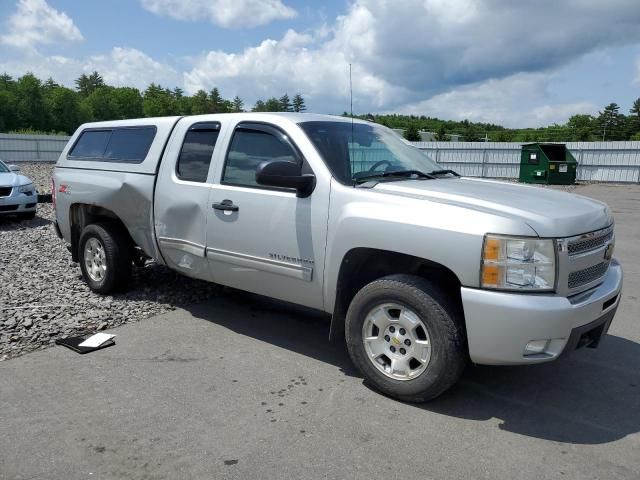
[[256, 160, 315, 198], [8, 164, 20, 172]]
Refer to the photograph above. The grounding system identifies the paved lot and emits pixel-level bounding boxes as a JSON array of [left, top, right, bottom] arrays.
[[1, 184, 639, 480]]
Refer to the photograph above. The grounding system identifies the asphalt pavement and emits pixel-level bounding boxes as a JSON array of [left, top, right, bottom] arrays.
[[1, 184, 639, 480]]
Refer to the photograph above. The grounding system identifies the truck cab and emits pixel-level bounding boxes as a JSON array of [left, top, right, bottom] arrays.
[[53, 113, 623, 402]]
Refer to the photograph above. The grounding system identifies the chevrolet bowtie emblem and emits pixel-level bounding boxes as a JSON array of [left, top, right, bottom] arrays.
[[391, 337, 401, 345], [604, 243, 614, 261]]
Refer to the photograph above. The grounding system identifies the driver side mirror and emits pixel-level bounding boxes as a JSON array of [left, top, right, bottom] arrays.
[[256, 160, 315, 198], [8, 164, 20, 172]]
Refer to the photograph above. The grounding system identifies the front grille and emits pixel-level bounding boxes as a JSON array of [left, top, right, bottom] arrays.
[[0, 205, 18, 212], [0, 186, 12, 197], [568, 226, 613, 256], [568, 262, 610, 289]]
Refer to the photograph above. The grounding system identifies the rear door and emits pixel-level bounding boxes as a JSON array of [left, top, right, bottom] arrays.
[[154, 119, 224, 281], [205, 121, 329, 310]]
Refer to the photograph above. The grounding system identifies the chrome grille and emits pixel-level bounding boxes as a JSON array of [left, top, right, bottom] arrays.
[[568, 226, 613, 256], [0, 186, 12, 197], [568, 262, 610, 289]]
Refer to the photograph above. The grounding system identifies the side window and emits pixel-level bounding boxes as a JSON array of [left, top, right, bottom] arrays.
[[222, 127, 298, 188], [104, 127, 156, 162], [68, 127, 156, 163], [176, 123, 220, 183], [68, 130, 111, 158]]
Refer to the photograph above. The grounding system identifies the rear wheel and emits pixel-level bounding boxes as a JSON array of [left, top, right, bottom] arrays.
[[345, 274, 466, 402], [78, 223, 132, 294]]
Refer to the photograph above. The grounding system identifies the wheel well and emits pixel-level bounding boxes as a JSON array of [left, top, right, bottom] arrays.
[[330, 248, 463, 341], [68, 204, 133, 262]]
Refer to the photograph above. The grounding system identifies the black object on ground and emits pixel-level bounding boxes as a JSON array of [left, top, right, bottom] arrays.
[[55, 335, 115, 354]]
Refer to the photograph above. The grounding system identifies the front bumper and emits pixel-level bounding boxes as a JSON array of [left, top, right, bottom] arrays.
[[0, 189, 37, 215], [461, 259, 623, 365]]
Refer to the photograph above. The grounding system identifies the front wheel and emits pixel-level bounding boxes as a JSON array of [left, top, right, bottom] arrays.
[[345, 274, 466, 402], [78, 222, 132, 294]]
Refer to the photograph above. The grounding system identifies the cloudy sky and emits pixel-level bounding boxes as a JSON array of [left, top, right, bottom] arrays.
[[1, 0, 639, 127]]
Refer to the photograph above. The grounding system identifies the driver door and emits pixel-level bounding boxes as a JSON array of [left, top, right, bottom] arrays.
[[205, 122, 329, 310]]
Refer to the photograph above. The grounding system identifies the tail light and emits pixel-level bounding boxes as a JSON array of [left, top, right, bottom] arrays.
[[51, 177, 56, 210]]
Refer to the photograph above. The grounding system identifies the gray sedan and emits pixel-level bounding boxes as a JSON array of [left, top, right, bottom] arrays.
[[0, 160, 37, 220]]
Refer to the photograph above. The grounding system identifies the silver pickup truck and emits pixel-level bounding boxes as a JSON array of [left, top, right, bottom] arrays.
[[53, 113, 623, 401]]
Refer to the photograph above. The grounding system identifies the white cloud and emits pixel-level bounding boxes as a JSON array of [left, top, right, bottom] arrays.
[[395, 73, 598, 127], [141, 0, 297, 28], [0, 0, 83, 50], [182, 0, 640, 121], [85, 48, 179, 90], [0, 48, 178, 91], [183, 28, 404, 113]]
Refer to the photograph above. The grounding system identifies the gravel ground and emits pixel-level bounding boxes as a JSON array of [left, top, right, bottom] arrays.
[[0, 203, 219, 361], [10, 162, 54, 194]]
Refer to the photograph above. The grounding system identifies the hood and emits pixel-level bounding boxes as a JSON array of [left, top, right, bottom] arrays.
[[373, 177, 612, 238], [0, 171, 33, 188]]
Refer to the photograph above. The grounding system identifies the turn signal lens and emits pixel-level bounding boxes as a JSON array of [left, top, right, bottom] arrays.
[[483, 238, 501, 261]]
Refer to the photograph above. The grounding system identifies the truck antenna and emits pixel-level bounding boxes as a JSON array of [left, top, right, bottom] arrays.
[[349, 63, 354, 145]]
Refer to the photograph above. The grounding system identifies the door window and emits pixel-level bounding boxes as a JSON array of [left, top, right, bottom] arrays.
[[222, 127, 298, 188], [176, 122, 220, 182]]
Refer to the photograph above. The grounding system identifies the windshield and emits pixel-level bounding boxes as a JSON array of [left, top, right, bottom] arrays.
[[299, 121, 441, 185], [0, 161, 9, 173]]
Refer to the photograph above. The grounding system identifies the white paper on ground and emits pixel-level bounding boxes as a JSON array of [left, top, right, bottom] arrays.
[[78, 333, 116, 348]]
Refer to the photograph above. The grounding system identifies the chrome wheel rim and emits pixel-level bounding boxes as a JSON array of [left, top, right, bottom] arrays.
[[361, 303, 431, 381], [84, 237, 107, 283]]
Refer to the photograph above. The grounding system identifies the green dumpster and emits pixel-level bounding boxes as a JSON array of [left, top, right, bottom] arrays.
[[519, 143, 577, 185]]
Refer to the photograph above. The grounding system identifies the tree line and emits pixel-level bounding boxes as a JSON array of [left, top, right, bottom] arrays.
[[353, 101, 640, 142], [2, 71, 639, 142], [0, 71, 306, 135]]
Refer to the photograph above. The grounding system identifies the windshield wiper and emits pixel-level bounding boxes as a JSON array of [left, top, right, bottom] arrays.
[[427, 169, 461, 177], [354, 169, 436, 183]]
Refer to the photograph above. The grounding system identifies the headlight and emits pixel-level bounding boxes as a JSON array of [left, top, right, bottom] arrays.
[[18, 184, 34, 193], [481, 235, 556, 291]]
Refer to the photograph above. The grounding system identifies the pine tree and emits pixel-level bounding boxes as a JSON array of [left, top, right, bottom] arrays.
[[404, 124, 421, 142], [209, 87, 224, 113], [75, 71, 105, 97], [252, 100, 266, 112], [292, 93, 306, 112], [191, 90, 210, 115], [279, 94, 292, 112], [265, 97, 281, 112], [232, 96, 244, 112], [598, 103, 625, 141]]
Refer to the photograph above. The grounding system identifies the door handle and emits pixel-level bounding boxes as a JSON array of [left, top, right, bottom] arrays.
[[212, 199, 239, 212]]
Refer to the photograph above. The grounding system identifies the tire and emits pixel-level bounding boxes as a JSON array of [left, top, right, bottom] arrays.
[[19, 211, 36, 221], [345, 274, 466, 402], [78, 222, 132, 294]]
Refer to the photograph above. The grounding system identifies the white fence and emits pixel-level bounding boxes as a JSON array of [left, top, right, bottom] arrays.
[[2, 133, 640, 183], [413, 141, 640, 183], [0, 133, 70, 162]]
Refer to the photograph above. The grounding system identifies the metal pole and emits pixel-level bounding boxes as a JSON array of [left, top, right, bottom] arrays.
[[482, 147, 487, 177], [578, 147, 584, 182]]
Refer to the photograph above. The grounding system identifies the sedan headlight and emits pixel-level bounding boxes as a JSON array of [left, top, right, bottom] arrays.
[[481, 235, 556, 291], [18, 183, 35, 193]]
